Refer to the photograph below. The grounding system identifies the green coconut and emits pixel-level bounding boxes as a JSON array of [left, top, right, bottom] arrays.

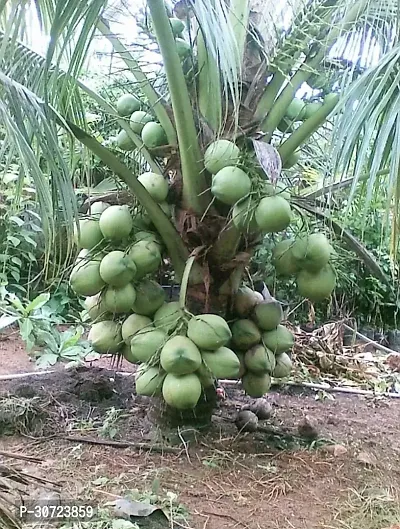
[[196, 363, 215, 388], [264, 182, 291, 201], [202, 347, 240, 379], [129, 111, 153, 134], [136, 366, 166, 396], [162, 373, 202, 409], [132, 208, 153, 230], [262, 325, 295, 355], [252, 300, 283, 331], [132, 279, 165, 316], [234, 286, 264, 317], [273, 352, 292, 378], [187, 314, 232, 350], [291, 233, 331, 272], [169, 17, 185, 36], [283, 150, 301, 169], [138, 172, 169, 203], [74, 219, 104, 250], [75, 248, 90, 263], [70, 252, 105, 296], [242, 372, 271, 398], [272, 239, 300, 277], [175, 38, 191, 58], [211, 166, 251, 205], [160, 336, 202, 375], [84, 294, 109, 322], [90, 201, 110, 218], [99, 251, 137, 287], [277, 118, 294, 133], [159, 202, 172, 217], [154, 302, 183, 333], [141, 122, 167, 148], [204, 139, 240, 174], [297, 264, 336, 302], [121, 314, 152, 344], [99, 205, 133, 241], [235, 352, 246, 377], [130, 328, 166, 363], [255, 196, 292, 233], [128, 240, 162, 279], [231, 319, 261, 350], [232, 197, 259, 233], [88, 320, 122, 354], [116, 93, 141, 117], [285, 98, 306, 121], [116, 130, 135, 151], [244, 344, 276, 374], [121, 341, 140, 364], [102, 283, 137, 314], [304, 101, 322, 120], [134, 231, 163, 248]]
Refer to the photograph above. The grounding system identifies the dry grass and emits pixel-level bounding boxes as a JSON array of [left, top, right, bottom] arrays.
[[332, 484, 400, 529], [0, 396, 49, 436]]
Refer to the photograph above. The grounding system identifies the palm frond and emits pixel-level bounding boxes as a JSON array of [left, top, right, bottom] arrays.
[[0, 30, 86, 129], [0, 457, 60, 529], [0, 72, 78, 253], [191, 0, 243, 132], [330, 44, 400, 247]]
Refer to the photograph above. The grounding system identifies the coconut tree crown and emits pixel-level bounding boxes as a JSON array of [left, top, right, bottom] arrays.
[[0, 0, 399, 413]]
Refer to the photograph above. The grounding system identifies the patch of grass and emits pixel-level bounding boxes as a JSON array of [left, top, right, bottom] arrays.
[[66, 407, 128, 439], [335, 485, 400, 529], [100, 407, 128, 440], [0, 395, 49, 435]]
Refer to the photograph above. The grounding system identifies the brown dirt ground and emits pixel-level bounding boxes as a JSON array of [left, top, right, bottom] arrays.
[[1, 336, 400, 529], [0, 328, 135, 375]]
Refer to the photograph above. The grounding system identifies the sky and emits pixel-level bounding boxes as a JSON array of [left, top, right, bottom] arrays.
[[26, 0, 381, 84]]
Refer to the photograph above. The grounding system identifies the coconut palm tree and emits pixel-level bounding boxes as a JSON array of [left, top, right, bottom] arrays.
[[0, 0, 398, 418]]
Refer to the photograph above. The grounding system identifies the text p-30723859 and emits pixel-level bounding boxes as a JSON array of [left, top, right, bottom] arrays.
[[17, 500, 97, 522]]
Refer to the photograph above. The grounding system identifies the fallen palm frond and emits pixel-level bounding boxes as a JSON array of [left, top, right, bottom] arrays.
[[0, 459, 60, 529], [289, 321, 400, 393]]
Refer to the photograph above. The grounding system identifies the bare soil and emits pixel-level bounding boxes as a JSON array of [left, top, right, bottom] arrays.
[[1, 336, 400, 529], [0, 328, 135, 375]]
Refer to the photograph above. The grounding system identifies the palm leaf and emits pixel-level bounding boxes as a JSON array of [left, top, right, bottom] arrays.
[[330, 44, 400, 246], [0, 72, 78, 254], [0, 30, 86, 128], [0, 28, 162, 178], [191, 0, 243, 131]]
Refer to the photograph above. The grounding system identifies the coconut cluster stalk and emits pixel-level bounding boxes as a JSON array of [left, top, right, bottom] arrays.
[[257, 0, 369, 141], [278, 94, 339, 164]]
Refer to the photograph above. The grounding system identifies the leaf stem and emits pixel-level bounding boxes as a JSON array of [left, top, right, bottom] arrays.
[[65, 120, 189, 280], [147, 0, 210, 214], [97, 18, 177, 147]]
